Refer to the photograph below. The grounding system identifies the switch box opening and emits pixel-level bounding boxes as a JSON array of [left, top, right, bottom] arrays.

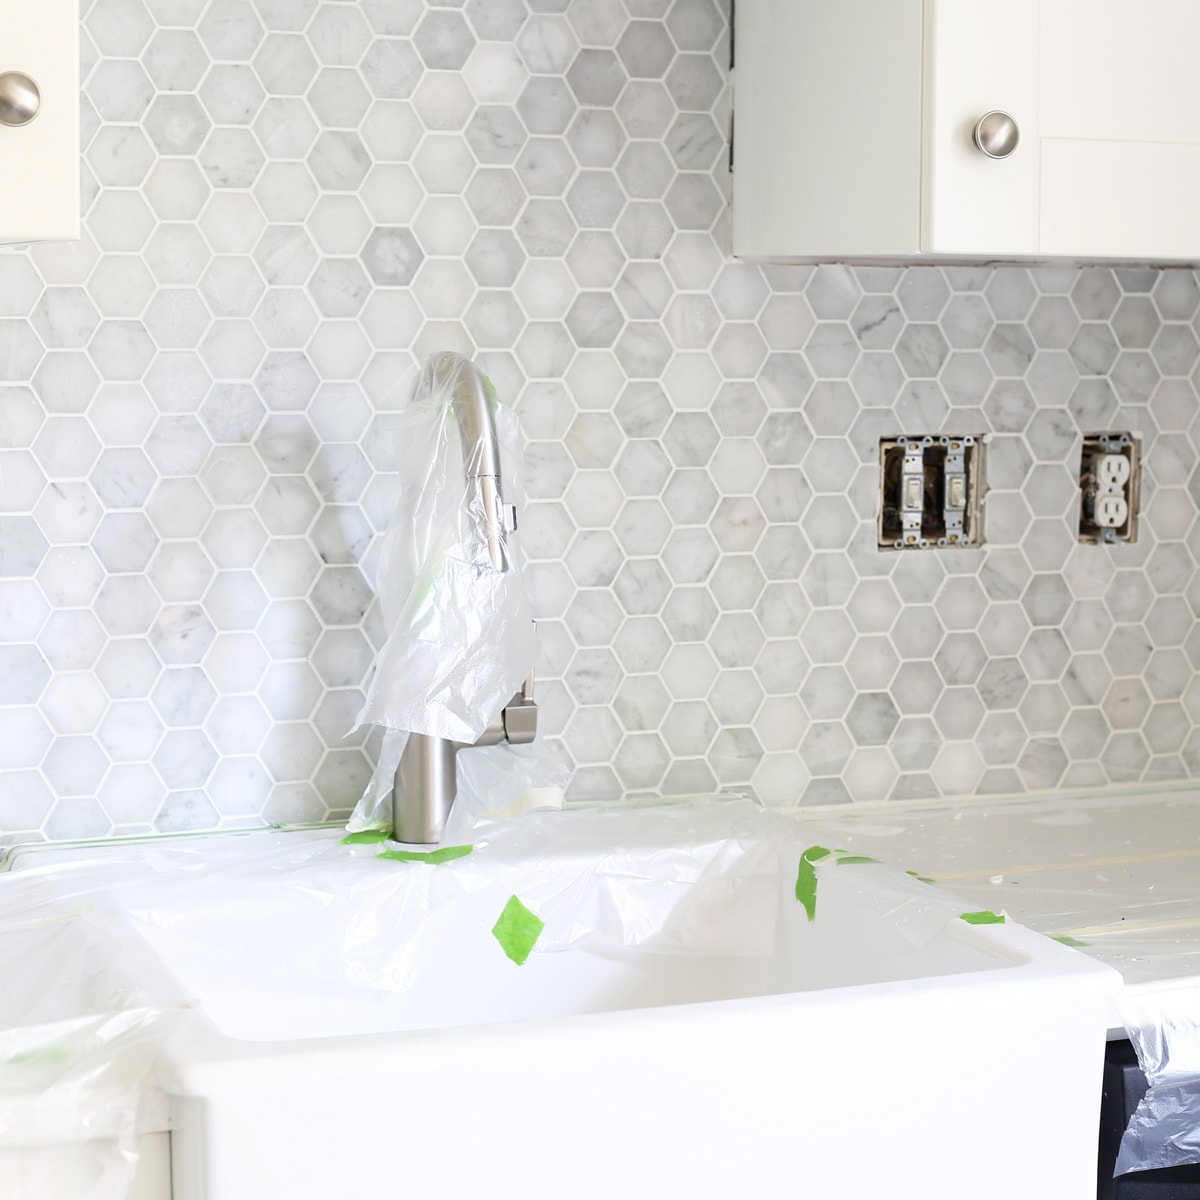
[[1079, 432, 1139, 545], [878, 435, 985, 550]]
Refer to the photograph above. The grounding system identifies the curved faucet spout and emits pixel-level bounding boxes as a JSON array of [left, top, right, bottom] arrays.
[[433, 352, 511, 573], [391, 354, 535, 844]]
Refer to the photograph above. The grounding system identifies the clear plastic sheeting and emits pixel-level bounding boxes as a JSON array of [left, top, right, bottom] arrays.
[[0, 799, 1120, 1200], [350, 731, 570, 841], [349, 351, 549, 833], [0, 873, 191, 1200], [0, 796, 1009, 1049], [0, 795, 1127, 1197], [798, 786, 1200, 987], [467, 797, 788, 957], [786, 785, 1200, 1179], [1115, 985, 1200, 1175], [355, 352, 536, 743]]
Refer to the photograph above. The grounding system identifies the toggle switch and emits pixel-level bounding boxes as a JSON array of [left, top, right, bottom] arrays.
[[878, 434, 985, 550]]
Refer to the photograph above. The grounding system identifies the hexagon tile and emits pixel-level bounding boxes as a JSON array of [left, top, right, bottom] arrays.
[[2, 2, 1200, 845]]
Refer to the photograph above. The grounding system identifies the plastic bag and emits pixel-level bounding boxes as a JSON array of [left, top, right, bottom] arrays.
[[1115, 985, 1200, 1175], [356, 352, 536, 742], [349, 731, 569, 838], [349, 353, 560, 834]]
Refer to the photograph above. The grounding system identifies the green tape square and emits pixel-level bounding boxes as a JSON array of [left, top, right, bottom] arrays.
[[341, 829, 391, 845], [378, 844, 474, 865], [960, 909, 1006, 925], [794, 845, 831, 922], [492, 895, 544, 966]]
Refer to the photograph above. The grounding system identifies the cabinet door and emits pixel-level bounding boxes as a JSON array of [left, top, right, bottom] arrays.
[[922, 0, 1041, 256], [0, 0, 78, 244], [732, 0, 924, 259], [1039, 0, 1200, 260]]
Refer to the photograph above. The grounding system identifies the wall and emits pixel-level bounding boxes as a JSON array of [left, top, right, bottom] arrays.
[[2, 0, 1199, 844]]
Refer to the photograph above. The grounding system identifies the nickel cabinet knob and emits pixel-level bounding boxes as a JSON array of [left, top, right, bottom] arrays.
[[972, 110, 1019, 159], [0, 72, 41, 127]]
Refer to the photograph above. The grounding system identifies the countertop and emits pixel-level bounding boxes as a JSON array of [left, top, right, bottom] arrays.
[[800, 783, 1200, 992]]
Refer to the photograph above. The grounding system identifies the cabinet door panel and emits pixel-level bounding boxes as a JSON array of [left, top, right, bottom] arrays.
[[1040, 140, 1200, 261], [0, 0, 78, 244], [732, 0, 923, 259], [1039, 0, 1200, 260], [1041, 0, 1200, 145], [922, 0, 1039, 255]]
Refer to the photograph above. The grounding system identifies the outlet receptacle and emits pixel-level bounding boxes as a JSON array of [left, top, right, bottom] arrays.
[[1095, 453, 1130, 491], [1079, 433, 1139, 544], [1094, 493, 1128, 528]]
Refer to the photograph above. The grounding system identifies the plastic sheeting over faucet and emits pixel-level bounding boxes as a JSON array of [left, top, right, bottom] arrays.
[[349, 353, 563, 833], [356, 352, 536, 743]]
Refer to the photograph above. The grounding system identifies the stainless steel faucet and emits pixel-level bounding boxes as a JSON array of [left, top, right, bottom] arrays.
[[393, 677, 537, 844], [391, 354, 537, 844]]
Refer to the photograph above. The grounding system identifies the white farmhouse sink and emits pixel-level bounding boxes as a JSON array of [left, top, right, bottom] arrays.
[[3, 798, 1122, 1200], [112, 809, 1021, 1042]]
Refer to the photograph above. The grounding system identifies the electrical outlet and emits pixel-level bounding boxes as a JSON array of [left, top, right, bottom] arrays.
[[1095, 453, 1130, 491], [878, 434, 985, 550], [1094, 493, 1128, 528], [1079, 433, 1139, 544]]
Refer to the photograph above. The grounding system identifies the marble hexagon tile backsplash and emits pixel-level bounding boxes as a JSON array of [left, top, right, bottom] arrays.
[[2, 0, 1200, 844]]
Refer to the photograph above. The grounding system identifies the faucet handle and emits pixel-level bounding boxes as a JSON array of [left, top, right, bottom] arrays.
[[502, 673, 537, 745]]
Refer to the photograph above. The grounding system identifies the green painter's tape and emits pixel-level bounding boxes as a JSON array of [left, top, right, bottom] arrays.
[[378, 844, 475, 865], [492, 896, 544, 966], [5, 1045, 71, 1068], [960, 910, 1006, 925], [906, 870, 937, 885], [341, 829, 391, 845], [835, 855, 882, 866], [1051, 935, 1089, 947], [795, 846, 831, 922]]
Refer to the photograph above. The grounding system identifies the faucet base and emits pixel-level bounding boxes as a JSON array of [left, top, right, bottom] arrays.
[[391, 680, 537, 844], [393, 734, 459, 844]]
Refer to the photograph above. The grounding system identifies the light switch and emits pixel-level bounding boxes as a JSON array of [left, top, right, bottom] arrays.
[[878, 435, 985, 550]]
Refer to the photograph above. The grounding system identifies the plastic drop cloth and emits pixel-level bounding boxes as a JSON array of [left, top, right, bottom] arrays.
[[0, 793, 1026, 1181], [1, 797, 969, 1002], [1115, 985, 1200, 1175], [783, 787, 1200, 1179], [0, 860, 193, 1200], [454, 797, 975, 959], [450, 796, 791, 958], [350, 352, 563, 832]]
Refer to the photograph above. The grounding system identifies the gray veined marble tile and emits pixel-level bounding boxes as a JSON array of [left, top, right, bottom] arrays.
[[8, 1, 1200, 842]]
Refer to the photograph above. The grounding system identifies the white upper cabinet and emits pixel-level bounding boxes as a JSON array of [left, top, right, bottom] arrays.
[[732, 0, 1200, 262], [0, 0, 78, 244]]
